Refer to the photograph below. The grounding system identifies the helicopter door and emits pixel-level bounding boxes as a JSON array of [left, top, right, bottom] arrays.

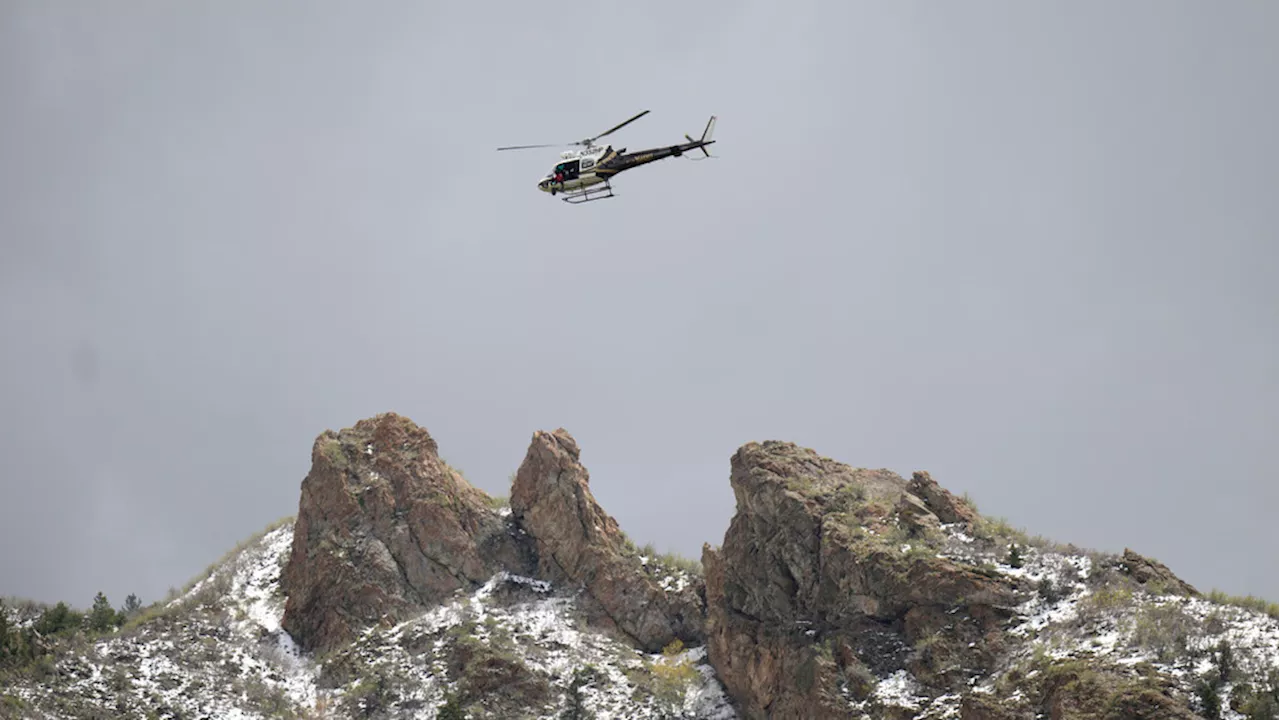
[[554, 160, 581, 181]]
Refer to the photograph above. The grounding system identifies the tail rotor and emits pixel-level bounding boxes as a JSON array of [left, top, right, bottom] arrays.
[[685, 115, 717, 159]]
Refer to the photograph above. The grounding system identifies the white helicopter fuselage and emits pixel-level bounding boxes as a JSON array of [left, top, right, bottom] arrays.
[[537, 146, 609, 194]]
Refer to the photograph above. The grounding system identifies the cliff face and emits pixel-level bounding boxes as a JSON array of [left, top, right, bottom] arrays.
[[280, 413, 534, 654], [700, 441, 1019, 719]]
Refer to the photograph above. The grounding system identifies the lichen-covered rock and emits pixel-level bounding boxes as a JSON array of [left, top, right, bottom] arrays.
[[280, 413, 533, 654], [703, 441, 1019, 719], [509, 428, 704, 652]]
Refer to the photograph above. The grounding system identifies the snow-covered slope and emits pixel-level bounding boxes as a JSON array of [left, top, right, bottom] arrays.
[[2, 520, 736, 720], [3, 516, 1276, 719], [844, 522, 1280, 719]]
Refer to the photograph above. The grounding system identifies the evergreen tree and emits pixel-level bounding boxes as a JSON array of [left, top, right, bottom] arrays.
[[115, 593, 143, 627], [1007, 543, 1025, 569], [560, 667, 595, 720], [0, 598, 10, 660], [88, 592, 116, 633], [1213, 640, 1235, 684], [122, 593, 142, 618], [1197, 677, 1223, 720], [35, 602, 82, 636]]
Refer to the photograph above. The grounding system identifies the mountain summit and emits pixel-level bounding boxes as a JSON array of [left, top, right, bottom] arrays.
[[2, 412, 1276, 719], [280, 413, 534, 655]]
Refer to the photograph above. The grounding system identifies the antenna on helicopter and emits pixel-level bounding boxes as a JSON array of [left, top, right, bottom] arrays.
[[497, 110, 650, 152]]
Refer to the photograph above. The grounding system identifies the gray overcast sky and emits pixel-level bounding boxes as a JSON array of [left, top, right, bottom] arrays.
[[1, 1, 1275, 611]]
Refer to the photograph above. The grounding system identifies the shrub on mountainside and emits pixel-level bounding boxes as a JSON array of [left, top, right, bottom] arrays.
[[1241, 666, 1280, 719], [649, 639, 699, 710], [0, 589, 152, 686], [1206, 589, 1280, 620], [1129, 602, 1197, 664], [637, 543, 703, 577], [437, 692, 467, 720], [34, 602, 80, 637], [1192, 643, 1231, 720], [243, 676, 297, 719]]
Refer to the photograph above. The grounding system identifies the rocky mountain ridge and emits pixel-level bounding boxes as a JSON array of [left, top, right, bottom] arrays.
[[1, 411, 1276, 719]]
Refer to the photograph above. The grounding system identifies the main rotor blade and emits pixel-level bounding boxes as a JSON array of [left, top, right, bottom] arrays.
[[496, 143, 563, 151], [499, 110, 649, 150], [590, 110, 649, 142]]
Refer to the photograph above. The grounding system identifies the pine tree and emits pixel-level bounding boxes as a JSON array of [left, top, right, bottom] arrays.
[[0, 598, 11, 661], [35, 602, 82, 636], [1197, 677, 1223, 720], [122, 593, 142, 618], [88, 592, 116, 633], [1214, 640, 1235, 684], [560, 667, 595, 720], [113, 593, 142, 628], [1007, 543, 1024, 569]]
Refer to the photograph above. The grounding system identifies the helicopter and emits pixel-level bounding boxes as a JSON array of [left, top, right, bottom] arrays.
[[497, 110, 716, 204]]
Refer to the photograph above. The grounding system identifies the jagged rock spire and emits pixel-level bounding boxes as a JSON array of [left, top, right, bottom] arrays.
[[510, 428, 704, 652]]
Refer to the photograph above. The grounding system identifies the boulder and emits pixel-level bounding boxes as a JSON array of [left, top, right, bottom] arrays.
[[1120, 548, 1200, 597], [908, 470, 979, 526]]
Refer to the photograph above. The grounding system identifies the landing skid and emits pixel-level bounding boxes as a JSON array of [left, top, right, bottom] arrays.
[[560, 180, 615, 204]]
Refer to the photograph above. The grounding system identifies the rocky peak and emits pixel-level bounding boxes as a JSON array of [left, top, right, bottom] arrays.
[[703, 440, 1020, 719], [509, 428, 704, 652], [280, 413, 532, 654], [508, 429, 618, 577], [280, 417, 702, 658]]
